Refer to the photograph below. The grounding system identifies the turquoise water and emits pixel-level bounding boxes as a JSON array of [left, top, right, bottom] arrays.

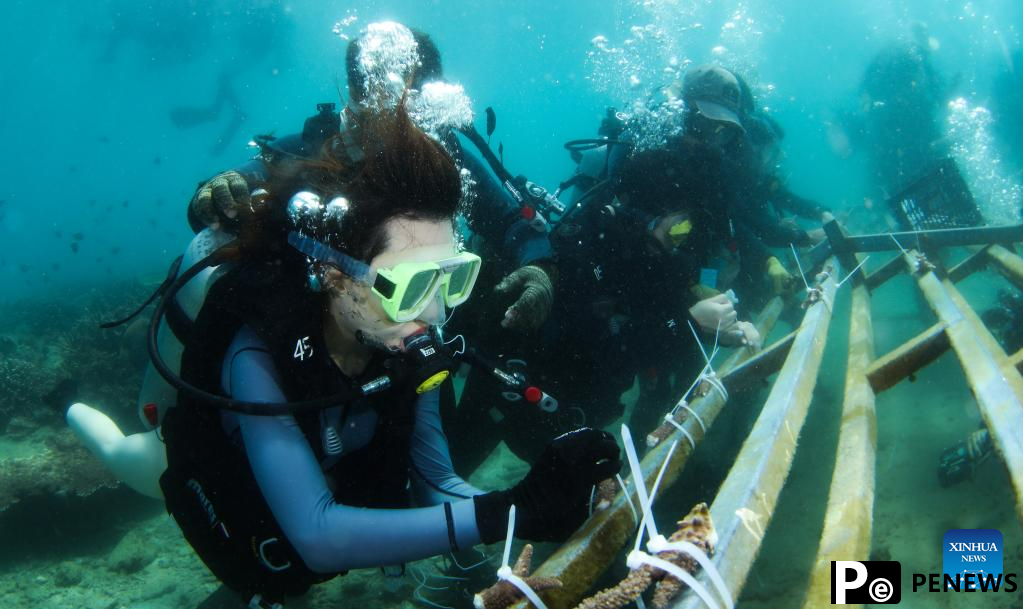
[[1, 1, 1022, 608]]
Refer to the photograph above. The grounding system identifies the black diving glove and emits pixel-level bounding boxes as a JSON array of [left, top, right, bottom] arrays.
[[473, 427, 622, 544], [495, 264, 555, 332], [189, 170, 252, 230]]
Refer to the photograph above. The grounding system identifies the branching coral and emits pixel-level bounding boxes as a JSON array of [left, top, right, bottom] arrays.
[[572, 503, 716, 609], [473, 544, 562, 609]]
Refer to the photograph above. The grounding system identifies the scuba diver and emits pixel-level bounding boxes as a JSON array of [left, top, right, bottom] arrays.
[[442, 67, 767, 474], [73, 100, 620, 609], [169, 72, 249, 157], [991, 49, 1023, 177], [66, 23, 621, 608], [187, 23, 557, 337], [857, 40, 948, 201], [740, 113, 831, 243]]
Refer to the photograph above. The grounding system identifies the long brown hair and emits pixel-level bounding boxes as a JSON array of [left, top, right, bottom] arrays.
[[269, 106, 462, 263]]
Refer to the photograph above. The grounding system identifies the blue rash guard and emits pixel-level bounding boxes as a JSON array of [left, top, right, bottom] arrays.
[[220, 326, 483, 573]]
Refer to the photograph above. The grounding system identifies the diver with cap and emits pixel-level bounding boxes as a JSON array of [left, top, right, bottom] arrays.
[[443, 101, 765, 473], [674, 64, 825, 303]]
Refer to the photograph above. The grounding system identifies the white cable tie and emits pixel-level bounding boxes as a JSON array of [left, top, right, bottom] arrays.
[[622, 425, 658, 543], [702, 372, 728, 402], [497, 568, 549, 609], [890, 233, 909, 255], [658, 540, 735, 609], [687, 320, 713, 368], [664, 414, 696, 452], [649, 440, 679, 505], [836, 256, 870, 288], [627, 551, 722, 609], [791, 243, 810, 290], [616, 473, 639, 526], [501, 505, 516, 569], [678, 402, 706, 433]]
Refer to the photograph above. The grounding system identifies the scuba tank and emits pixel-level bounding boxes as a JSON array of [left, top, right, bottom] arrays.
[[135, 228, 236, 429], [66, 228, 235, 499]]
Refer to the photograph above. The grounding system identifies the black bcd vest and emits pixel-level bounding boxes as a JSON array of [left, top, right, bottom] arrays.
[[159, 254, 416, 601]]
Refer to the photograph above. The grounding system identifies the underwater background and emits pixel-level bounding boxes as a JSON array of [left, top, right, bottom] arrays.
[[1, 0, 1022, 607]]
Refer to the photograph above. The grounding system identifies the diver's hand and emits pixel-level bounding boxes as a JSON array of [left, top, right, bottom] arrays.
[[473, 428, 621, 543], [766, 256, 796, 296], [190, 171, 251, 230], [495, 265, 554, 332], [719, 320, 761, 350], [688, 294, 738, 335]]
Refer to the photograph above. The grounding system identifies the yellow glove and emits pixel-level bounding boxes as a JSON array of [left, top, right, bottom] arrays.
[[766, 256, 795, 296]]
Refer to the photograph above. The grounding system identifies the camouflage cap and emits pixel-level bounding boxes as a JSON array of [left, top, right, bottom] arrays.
[[682, 65, 744, 130]]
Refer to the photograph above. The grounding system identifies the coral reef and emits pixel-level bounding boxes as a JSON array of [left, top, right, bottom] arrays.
[[474, 544, 563, 609], [0, 280, 150, 433], [0, 428, 118, 511], [573, 503, 716, 609]]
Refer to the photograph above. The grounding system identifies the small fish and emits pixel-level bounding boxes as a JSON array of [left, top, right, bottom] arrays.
[[485, 106, 496, 142], [18, 263, 30, 272], [110, 246, 121, 255], [153, 156, 162, 165], [72, 232, 84, 241], [54, 230, 63, 238], [51, 262, 59, 271], [154, 198, 164, 208], [88, 200, 96, 207], [70, 242, 79, 253], [121, 200, 129, 208]]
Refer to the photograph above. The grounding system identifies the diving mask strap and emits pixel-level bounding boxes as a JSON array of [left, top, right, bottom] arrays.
[[287, 232, 373, 284]]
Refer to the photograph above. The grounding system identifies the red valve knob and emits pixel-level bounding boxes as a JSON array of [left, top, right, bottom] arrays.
[[143, 403, 159, 426]]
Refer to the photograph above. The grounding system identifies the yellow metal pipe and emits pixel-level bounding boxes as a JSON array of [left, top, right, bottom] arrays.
[[909, 251, 1023, 523], [673, 260, 839, 609], [865, 322, 948, 394], [803, 271, 877, 609]]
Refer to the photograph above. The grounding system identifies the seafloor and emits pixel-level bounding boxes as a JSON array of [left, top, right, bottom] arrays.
[[0, 260, 1020, 609]]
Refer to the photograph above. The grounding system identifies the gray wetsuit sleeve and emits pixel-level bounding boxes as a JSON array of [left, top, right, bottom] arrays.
[[409, 390, 484, 503], [223, 328, 481, 573]]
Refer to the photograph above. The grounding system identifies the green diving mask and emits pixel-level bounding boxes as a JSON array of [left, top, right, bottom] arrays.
[[288, 232, 482, 323]]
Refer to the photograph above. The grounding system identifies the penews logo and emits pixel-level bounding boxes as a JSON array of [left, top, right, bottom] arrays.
[[943, 529, 1003, 591], [831, 561, 901, 604]]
